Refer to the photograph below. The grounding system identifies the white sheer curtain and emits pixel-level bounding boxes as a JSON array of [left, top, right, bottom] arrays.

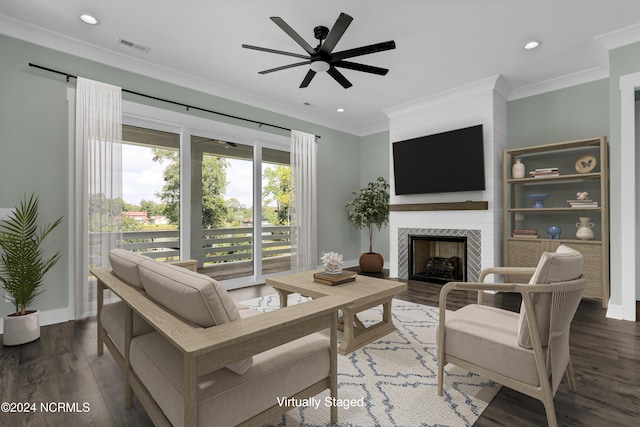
[[75, 77, 122, 318], [290, 130, 317, 271]]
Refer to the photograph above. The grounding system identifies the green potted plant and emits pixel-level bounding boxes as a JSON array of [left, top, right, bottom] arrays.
[[345, 177, 390, 273], [0, 193, 62, 346]]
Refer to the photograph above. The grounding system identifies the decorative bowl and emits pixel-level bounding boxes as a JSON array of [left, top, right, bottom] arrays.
[[527, 193, 550, 208], [547, 225, 561, 239]]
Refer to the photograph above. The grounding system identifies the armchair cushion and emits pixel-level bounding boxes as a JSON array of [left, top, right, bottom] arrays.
[[138, 260, 252, 374], [517, 244, 583, 349], [442, 304, 539, 386], [109, 248, 152, 289]]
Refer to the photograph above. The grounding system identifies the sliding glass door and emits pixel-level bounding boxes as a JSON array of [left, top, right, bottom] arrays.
[[120, 104, 291, 288]]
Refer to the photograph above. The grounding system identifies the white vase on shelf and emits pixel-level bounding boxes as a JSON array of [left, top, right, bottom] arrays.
[[575, 217, 594, 240], [512, 159, 525, 179]]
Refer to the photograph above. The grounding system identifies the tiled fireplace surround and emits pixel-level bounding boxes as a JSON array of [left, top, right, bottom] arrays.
[[384, 76, 508, 280], [397, 228, 481, 281]]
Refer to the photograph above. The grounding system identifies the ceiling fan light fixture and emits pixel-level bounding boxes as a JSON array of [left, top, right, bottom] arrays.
[[310, 59, 330, 72]]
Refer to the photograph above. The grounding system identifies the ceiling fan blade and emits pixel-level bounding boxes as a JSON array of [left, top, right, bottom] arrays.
[[299, 69, 316, 88], [327, 67, 353, 89], [331, 40, 396, 61], [242, 44, 310, 60], [333, 61, 389, 75], [270, 16, 316, 55], [320, 12, 353, 55], [258, 61, 311, 74]]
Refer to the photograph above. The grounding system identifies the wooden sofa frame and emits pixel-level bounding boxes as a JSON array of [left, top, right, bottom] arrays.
[[93, 267, 343, 427]]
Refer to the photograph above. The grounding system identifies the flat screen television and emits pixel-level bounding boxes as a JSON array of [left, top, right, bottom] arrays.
[[392, 124, 485, 195]]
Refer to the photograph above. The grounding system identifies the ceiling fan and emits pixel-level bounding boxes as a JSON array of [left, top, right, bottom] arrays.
[[242, 12, 396, 89]]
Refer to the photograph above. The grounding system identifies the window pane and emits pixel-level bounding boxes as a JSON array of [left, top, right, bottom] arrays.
[[262, 147, 292, 274], [121, 125, 180, 261]]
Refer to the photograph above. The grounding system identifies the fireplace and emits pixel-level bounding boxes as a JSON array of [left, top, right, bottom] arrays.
[[408, 235, 467, 284]]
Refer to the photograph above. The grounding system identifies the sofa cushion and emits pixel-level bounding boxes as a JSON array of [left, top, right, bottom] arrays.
[[100, 301, 156, 354], [130, 330, 330, 427], [109, 249, 151, 289], [517, 244, 583, 349], [137, 259, 252, 374], [441, 304, 540, 386]]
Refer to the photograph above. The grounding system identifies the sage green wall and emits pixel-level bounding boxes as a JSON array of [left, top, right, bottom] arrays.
[[0, 34, 362, 318], [357, 131, 391, 260], [507, 79, 609, 148]]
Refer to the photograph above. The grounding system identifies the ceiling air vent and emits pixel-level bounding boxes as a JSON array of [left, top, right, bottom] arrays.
[[117, 38, 151, 53]]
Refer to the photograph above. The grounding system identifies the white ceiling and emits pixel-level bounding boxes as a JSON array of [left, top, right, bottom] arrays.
[[2, 0, 640, 136]]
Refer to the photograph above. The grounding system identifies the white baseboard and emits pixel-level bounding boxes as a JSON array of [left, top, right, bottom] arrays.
[[605, 301, 636, 321]]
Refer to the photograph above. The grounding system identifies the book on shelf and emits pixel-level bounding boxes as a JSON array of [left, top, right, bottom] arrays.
[[568, 202, 598, 208], [533, 167, 559, 172], [512, 228, 538, 234], [529, 170, 560, 177], [512, 233, 538, 238], [567, 199, 598, 207], [512, 228, 538, 238]]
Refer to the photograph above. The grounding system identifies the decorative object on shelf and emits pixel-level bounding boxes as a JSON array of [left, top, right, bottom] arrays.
[[575, 217, 595, 240], [547, 225, 561, 239], [567, 193, 598, 208], [320, 251, 344, 274], [0, 193, 63, 346], [575, 154, 597, 174], [512, 159, 525, 179], [346, 177, 389, 273], [527, 193, 550, 208]]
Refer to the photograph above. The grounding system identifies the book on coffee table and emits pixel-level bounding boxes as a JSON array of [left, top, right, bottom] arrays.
[[313, 271, 357, 286]]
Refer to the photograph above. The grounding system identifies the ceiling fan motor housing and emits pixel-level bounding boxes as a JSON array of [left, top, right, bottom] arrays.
[[314, 25, 330, 40]]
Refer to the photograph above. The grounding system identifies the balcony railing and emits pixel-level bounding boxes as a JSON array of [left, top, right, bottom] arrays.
[[116, 226, 293, 279]]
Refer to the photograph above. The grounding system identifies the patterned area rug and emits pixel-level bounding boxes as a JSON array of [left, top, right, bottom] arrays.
[[241, 294, 501, 427]]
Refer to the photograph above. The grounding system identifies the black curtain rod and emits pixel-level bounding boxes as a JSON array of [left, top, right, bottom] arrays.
[[28, 62, 320, 139]]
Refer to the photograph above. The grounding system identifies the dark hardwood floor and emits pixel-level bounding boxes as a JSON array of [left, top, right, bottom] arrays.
[[1, 279, 638, 426]]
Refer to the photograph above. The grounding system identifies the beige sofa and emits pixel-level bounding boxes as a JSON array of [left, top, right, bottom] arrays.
[[93, 249, 342, 427]]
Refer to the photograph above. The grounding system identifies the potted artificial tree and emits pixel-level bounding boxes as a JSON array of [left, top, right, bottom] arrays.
[[345, 177, 390, 273], [0, 193, 62, 346]]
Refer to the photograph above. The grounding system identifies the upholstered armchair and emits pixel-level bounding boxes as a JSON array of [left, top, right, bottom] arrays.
[[437, 244, 587, 427]]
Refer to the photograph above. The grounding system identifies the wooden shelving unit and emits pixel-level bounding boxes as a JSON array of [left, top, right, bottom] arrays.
[[503, 137, 609, 307]]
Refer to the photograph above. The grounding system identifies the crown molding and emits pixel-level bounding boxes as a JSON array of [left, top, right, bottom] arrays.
[[508, 67, 609, 101], [0, 14, 366, 136]]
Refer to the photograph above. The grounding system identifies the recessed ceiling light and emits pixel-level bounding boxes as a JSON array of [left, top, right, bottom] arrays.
[[337, 107, 345, 113], [524, 40, 541, 50], [80, 14, 100, 25]]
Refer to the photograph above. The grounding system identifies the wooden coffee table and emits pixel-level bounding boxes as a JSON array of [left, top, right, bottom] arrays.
[[266, 270, 407, 355]]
